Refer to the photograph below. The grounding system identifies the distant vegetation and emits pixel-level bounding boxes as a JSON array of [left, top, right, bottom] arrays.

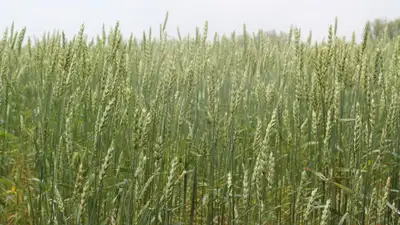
[[367, 17, 400, 40], [0, 14, 400, 224]]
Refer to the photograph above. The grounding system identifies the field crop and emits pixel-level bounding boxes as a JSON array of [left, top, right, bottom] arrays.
[[0, 16, 400, 224]]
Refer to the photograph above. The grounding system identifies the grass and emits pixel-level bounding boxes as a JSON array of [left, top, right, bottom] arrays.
[[0, 15, 400, 224]]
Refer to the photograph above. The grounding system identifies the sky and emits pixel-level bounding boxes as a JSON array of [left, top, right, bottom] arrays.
[[1, 0, 399, 42]]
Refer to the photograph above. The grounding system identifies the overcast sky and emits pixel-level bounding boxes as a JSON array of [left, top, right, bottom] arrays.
[[1, 0, 399, 42]]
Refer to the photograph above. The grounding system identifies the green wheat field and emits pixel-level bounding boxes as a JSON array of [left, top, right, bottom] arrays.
[[0, 14, 400, 224]]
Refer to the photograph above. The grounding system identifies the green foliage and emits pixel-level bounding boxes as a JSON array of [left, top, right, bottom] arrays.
[[0, 16, 400, 225], [368, 17, 400, 40]]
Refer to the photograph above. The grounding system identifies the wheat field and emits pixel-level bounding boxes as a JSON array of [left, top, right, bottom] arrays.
[[0, 15, 400, 224]]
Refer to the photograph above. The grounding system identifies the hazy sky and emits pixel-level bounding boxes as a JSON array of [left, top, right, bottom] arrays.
[[1, 0, 399, 42]]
